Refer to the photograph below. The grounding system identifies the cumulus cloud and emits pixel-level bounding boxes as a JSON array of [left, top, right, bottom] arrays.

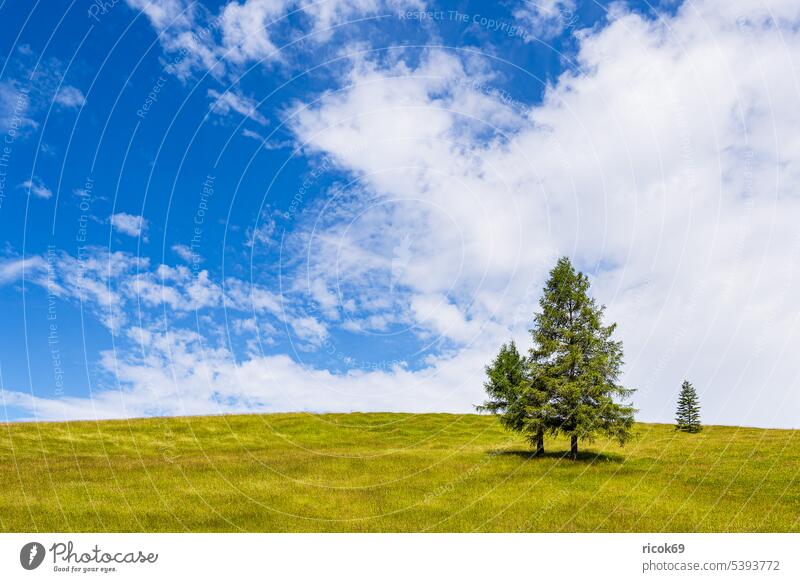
[[2, 50, 91, 135], [0, 256, 47, 285], [110, 212, 148, 238], [513, 0, 577, 40], [217, 0, 285, 65], [19, 177, 52, 199], [124, 0, 422, 79], [172, 243, 201, 263], [244, 212, 276, 248], [0, 324, 494, 420], [241, 127, 264, 141], [285, 49, 544, 340], [0, 81, 36, 133], [208, 88, 269, 125], [5, 247, 322, 351], [54, 85, 85, 107]]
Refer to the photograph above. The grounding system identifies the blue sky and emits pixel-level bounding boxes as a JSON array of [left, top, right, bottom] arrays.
[[1, 0, 799, 427]]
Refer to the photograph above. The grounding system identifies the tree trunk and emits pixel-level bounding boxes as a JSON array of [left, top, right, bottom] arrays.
[[535, 429, 545, 457], [570, 435, 578, 460]]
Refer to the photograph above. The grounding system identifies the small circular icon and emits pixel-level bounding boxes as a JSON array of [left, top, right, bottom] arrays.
[[20, 542, 46, 570]]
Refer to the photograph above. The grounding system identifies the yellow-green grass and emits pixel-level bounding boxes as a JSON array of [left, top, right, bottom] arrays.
[[1, 413, 798, 532]]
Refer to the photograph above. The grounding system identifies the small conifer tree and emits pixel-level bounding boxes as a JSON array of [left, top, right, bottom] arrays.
[[477, 341, 547, 456], [675, 380, 702, 433]]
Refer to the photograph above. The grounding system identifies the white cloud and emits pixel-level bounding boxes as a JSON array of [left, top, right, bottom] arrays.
[[9, 247, 325, 355], [241, 127, 293, 149], [126, 0, 193, 29], [54, 85, 85, 108], [513, 1, 576, 40], [19, 177, 52, 199], [208, 88, 268, 125], [44, 249, 146, 330], [0, 256, 47, 285], [241, 128, 264, 141], [218, 0, 284, 65], [110, 212, 148, 238], [224, 277, 282, 314], [0, 326, 495, 420], [216, 0, 419, 61], [410, 293, 485, 344], [0, 81, 36, 134], [124, 0, 422, 79], [244, 212, 276, 247], [288, 315, 328, 345], [144, 263, 223, 311], [286, 49, 543, 340], [172, 243, 201, 263]]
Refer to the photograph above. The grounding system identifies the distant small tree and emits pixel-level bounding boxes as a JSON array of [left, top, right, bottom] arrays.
[[675, 380, 702, 433], [477, 341, 548, 456], [528, 257, 636, 459]]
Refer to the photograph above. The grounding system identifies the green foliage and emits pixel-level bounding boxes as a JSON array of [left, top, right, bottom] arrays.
[[675, 380, 702, 433], [481, 257, 637, 459], [477, 341, 526, 426], [478, 341, 548, 452], [530, 257, 636, 456]]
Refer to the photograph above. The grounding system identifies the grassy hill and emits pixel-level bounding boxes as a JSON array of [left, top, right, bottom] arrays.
[[1, 413, 797, 532]]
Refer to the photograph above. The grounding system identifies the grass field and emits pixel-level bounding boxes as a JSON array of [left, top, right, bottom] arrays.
[[1, 413, 798, 532]]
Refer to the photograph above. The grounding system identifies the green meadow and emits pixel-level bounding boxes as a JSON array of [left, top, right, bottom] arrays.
[[1, 413, 797, 532]]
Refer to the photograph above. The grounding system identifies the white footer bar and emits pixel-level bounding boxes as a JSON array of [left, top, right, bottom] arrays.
[[1, 534, 796, 581]]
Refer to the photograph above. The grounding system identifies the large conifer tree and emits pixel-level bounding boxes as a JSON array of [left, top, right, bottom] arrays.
[[528, 257, 636, 459], [675, 380, 702, 433]]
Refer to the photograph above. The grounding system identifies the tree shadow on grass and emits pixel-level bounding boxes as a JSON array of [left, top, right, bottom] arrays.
[[489, 449, 625, 463]]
